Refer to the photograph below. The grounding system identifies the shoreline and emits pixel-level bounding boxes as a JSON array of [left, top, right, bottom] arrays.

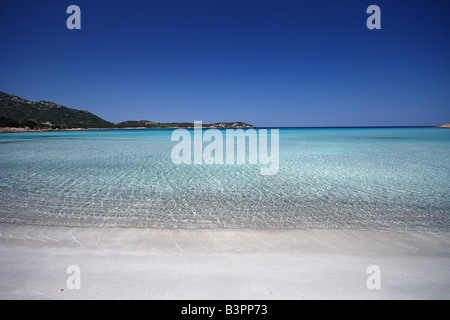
[[0, 126, 256, 133], [1, 223, 449, 299], [0, 125, 444, 133], [0, 127, 153, 133]]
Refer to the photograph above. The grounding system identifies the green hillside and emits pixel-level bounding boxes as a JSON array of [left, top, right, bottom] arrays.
[[0, 91, 254, 130], [0, 91, 115, 128], [116, 120, 254, 128]]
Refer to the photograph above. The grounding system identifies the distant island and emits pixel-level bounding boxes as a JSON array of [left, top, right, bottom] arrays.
[[0, 91, 254, 132], [436, 123, 450, 128]]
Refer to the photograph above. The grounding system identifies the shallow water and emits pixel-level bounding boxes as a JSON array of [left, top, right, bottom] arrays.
[[0, 128, 449, 232]]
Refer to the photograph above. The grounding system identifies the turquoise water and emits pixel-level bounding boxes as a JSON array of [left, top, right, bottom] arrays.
[[0, 128, 449, 232]]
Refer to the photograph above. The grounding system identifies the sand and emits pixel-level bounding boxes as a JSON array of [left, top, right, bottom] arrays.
[[0, 223, 449, 300]]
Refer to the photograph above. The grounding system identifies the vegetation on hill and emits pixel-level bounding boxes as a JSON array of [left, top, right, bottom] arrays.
[[0, 91, 115, 129], [0, 91, 254, 130], [116, 120, 254, 128], [0, 116, 60, 130]]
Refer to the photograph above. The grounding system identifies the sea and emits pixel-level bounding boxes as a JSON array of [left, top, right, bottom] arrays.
[[0, 127, 449, 232]]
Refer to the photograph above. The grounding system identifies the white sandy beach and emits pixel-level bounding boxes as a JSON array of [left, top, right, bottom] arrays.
[[0, 223, 449, 300]]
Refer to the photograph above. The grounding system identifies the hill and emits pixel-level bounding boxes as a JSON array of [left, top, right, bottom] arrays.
[[0, 91, 254, 130], [0, 91, 115, 128], [116, 120, 254, 129]]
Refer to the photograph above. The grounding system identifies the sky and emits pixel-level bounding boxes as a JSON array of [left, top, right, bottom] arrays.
[[0, 0, 449, 127]]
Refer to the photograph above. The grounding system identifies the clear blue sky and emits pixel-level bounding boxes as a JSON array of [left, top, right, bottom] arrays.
[[0, 0, 449, 126]]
